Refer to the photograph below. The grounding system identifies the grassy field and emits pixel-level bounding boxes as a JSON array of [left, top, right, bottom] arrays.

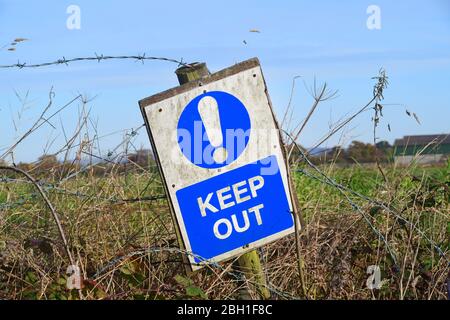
[[0, 160, 449, 300]]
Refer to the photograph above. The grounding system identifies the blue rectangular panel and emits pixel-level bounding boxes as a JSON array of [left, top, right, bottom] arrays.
[[176, 155, 293, 263]]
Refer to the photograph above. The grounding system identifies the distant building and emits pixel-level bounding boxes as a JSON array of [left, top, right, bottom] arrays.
[[394, 134, 450, 165]]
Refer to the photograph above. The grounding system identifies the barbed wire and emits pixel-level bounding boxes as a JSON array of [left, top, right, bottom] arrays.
[[1, 60, 447, 298], [92, 246, 300, 300], [296, 167, 449, 263], [0, 122, 164, 209], [285, 132, 449, 276], [284, 128, 449, 266], [57, 125, 147, 184], [0, 53, 193, 70], [0, 175, 166, 208], [283, 130, 400, 267]]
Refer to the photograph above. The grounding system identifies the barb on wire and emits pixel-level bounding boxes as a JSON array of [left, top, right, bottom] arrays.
[[0, 54, 194, 70], [0, 120, 159, 212], [57, 124, 146, 184]]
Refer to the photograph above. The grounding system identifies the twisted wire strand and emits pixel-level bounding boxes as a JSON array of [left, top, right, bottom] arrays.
[[0, 54, 192, 69]]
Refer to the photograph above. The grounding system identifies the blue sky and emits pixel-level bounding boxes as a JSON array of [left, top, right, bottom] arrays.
[[0, 0, 449, 162]]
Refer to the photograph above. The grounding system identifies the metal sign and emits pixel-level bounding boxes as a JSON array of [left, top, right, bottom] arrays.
[[139, 58, 296, 270]]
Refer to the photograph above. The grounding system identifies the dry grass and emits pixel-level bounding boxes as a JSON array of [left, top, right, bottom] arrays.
[[0, 70, 448, 300], [0, 159, 448, 300]]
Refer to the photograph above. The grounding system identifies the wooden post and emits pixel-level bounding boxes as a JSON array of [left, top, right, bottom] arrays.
[[234, 250, 271, 299], [175, 62, 210, 84], [174, 62, 270, 300]]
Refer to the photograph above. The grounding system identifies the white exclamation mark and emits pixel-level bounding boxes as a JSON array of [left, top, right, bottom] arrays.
[[198, 96, 228, 164]]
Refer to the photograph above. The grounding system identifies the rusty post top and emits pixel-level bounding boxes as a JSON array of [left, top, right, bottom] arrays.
[[140, 58, 260, 109], [175, 62, 211, 85]]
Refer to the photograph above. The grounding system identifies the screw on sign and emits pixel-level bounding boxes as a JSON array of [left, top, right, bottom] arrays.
[[139, 58, 299, 271]]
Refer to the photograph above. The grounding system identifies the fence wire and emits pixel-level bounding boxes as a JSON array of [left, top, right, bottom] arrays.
[[284, 130, 449, 267], [296, 168, 448, 263], [1, 56, 448, 299], [0, 120, 166, 210], [0, 53, 192, 70], [92, 246, 301, 300]]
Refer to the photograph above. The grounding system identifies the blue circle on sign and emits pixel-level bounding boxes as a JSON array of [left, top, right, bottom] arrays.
[[177, 91, 251, 169]]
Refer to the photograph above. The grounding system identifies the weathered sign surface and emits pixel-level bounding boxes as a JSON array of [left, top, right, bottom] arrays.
[[139, 58, 296, 270]]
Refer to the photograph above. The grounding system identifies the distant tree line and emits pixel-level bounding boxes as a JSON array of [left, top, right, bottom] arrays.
[[1, 149, 157, 179], [290, 140, 394, 165], [1, 140, 394, 178]]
